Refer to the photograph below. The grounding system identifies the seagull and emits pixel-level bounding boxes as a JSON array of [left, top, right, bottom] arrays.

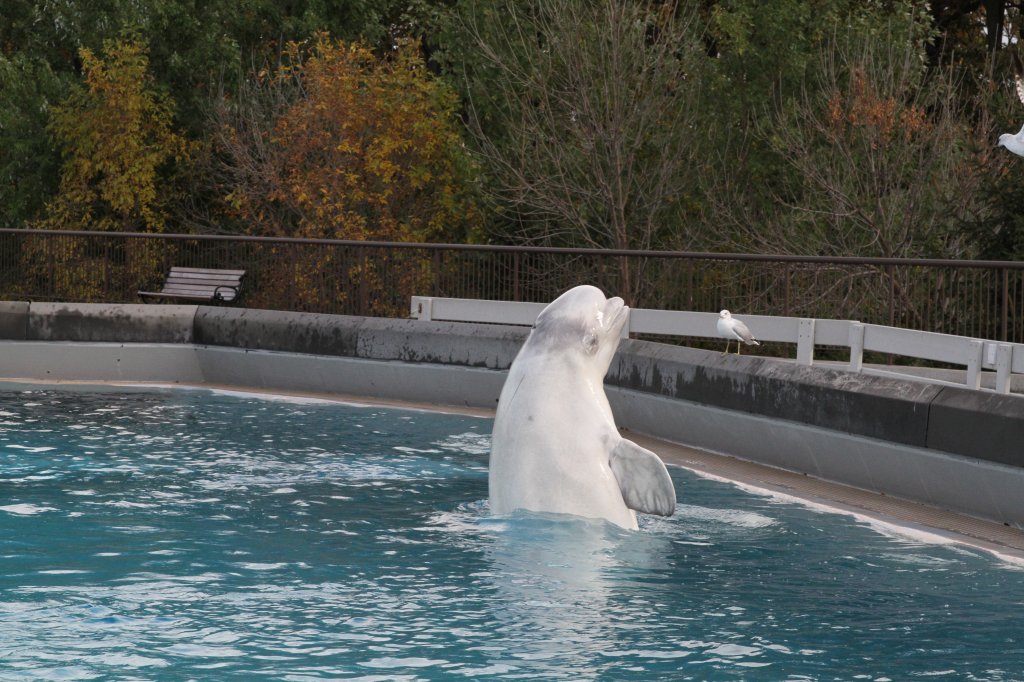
[[717, 310, 759, 355], [997, 54, 1024, 156]]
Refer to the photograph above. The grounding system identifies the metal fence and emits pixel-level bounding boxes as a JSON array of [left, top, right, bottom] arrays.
[[2, 228, 1023, 343]]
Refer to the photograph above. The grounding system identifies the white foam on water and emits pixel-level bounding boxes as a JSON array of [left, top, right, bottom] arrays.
[[108, 382, 349, 406], [235, 562, 289, 571], [110, 382, 492, 417], [206, 387, 346, 405], [5, 445, 56, 453], [0, 504, 57, 516], [436, 432, 491, 456], [686, 468, 1024, 569], [676, 504, 776, 529]]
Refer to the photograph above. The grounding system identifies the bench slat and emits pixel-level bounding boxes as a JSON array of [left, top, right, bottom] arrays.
[[139, 267, 245, 304], [168, 271, 244, 280], [141, 292, 238, 302], [164, 277, 242, 287], [160, 285, 237, 294], [168, 267, 246, 276], [161, 283, 237, 293]]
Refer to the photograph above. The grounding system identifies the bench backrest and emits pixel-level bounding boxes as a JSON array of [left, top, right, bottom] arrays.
[[162, 267, 245, 302]]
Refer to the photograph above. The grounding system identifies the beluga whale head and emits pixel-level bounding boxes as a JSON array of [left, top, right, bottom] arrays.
[[530, 284, 629, 374], [488, 284, 676, 530]]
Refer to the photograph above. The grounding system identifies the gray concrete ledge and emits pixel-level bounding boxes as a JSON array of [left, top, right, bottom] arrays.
[[609, 341, 940, 448], [26, 302, 198, 343], [0, 301, 28, 339], [193, 306, 529, 369], [608, 387, 1024, 528], [196, 346, 506, 408], [0, 341, 204, 383], [607, 340, 1024, 467], [1, 301, 1022, 528]]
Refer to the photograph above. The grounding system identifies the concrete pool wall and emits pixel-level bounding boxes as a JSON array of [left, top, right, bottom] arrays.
[[1, 301, 1022, 529]]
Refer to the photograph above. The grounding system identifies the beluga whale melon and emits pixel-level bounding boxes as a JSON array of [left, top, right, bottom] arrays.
[[488, 285, 677, 530]]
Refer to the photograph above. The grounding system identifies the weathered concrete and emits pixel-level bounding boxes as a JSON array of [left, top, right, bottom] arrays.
[[0, 301, 28, 340], [927, 388, 1024, 466], [354, 317, 527, 368], [608, 340, 942, 448], [193, 306, 528, 369], [194, 307, 361, 356], [27, 302, 198, 343]]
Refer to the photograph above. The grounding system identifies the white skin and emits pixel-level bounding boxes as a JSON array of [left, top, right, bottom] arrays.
[[488, 285, 650, 529]]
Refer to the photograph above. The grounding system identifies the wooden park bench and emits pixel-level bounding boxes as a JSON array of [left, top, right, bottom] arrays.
[[138, 267, 245, 304]]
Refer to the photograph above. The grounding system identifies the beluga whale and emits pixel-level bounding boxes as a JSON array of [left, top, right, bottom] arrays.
[[488, 285, 677, 530]]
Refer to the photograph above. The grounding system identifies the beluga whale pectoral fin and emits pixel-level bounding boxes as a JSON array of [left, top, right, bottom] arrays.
[[609, 439, 677, 517]]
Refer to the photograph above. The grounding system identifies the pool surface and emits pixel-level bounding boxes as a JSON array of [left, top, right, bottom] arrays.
[[1, 385, 1023, 681]]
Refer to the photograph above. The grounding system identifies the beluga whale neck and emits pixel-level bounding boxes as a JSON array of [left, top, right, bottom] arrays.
[[488, 285, 677, 530]]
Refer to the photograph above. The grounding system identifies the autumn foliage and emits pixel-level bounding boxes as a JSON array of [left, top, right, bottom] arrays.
[[24, 39, 190, 299], [222, 36, 479, 243], [216, 36, 480, 312], [826, 69, 930, 147], [42, 39, 191, 234]]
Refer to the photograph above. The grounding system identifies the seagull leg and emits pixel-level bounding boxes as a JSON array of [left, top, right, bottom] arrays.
[[721, 339, 730, 355], [736, 342, 741, 356]]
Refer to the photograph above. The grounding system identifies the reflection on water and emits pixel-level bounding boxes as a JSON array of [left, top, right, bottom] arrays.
[[474, 513, 674, 680], [0, 384, 1023, 681]]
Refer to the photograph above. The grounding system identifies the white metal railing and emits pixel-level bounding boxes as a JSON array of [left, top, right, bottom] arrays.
[[410, 296, 1024, 395]]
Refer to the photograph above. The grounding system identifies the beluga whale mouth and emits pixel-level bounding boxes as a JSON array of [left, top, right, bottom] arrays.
[[488, 284, 677, 531], [600, 295, 628, 333]]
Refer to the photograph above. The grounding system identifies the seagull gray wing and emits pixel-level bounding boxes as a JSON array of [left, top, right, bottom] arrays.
[[733, 319, 756, 344]]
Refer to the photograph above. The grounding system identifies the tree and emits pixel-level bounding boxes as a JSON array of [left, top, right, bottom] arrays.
[[0, 54, 66, 228], [708, 17, 993, 324], [767, 25, 985, 260], [211, 35, 481, 312], [455, 0, 707, 304], [0, 0, 459, 230], [214, 35, 479, 242], [41, 38, 191, 233]]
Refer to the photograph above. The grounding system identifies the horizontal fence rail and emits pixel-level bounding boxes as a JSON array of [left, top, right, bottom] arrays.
[[411, 296, 1024, 394], [2, 228, 1023, 345]]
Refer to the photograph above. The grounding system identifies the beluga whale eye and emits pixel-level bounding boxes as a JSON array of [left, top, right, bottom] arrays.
[[582, 331, 599, 354]]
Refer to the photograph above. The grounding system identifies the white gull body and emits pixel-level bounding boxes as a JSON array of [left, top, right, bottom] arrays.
[[998, 73, 1024, 157], [488, 285, 677, 530], [998, 125, 1024, 157], [716, 309, 760, 355]]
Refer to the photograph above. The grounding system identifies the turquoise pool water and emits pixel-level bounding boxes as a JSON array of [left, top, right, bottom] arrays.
[[1, 385, 1022, 681]]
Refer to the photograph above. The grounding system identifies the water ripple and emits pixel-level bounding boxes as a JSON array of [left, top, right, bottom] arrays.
[[0, 385, 1022, 681]]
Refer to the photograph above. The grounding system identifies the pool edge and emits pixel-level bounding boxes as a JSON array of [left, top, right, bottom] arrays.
[[3, 372, 1024, 563]]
